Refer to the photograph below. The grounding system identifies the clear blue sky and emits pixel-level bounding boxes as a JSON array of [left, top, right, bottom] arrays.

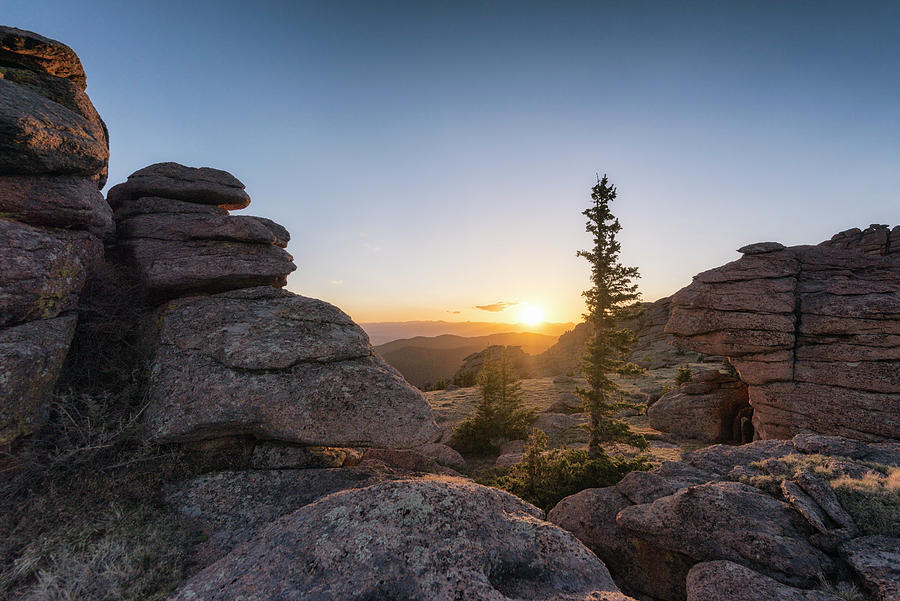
[[8, 1, 899, 323]]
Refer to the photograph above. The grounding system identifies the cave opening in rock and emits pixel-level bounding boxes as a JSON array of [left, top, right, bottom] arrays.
[[725, 403, 754, 444]]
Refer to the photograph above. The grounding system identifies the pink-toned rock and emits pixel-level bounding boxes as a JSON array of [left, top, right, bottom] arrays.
[[667, 240, 900, 441], [106, 162, 250, 210], [145, 287, 440, 448], [616, 481, 833, 588], [169, 477, 635, 601], [548, 486, 694, 601], [416, 442, 466, 470], [648, 370, 751, 443], [686, 561, 842, 601], [0, 219, 101, 326], [821, 224, 897, 256], [0, 313, 76, 445], [0, 175, 112, 236]]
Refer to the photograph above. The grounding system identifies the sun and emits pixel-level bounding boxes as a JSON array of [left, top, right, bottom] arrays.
[[519, 305, 545, 326]]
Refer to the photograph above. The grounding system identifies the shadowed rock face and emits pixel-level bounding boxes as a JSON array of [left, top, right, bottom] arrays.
[[665, 239, 900, 441], [169, 477, 636, 601], [145, 287, 440, 448], [0, 27, 109, 448]]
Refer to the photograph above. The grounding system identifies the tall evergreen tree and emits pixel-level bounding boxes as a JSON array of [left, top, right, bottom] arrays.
[[576, 175, 648, 456]]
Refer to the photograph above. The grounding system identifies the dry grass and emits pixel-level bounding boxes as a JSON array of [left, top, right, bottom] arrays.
[[745, 453, 900, 536]]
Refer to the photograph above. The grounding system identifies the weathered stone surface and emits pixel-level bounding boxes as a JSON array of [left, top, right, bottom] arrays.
[[0, 175, 112, 236], [106, 162, 250, 210], [0, 78, 107, 176], [114, 196, 228, 219], [534, 411, 590, 445], [170, 477, 634, 601], [0, 66, 102, 130], [145, 287, 440, 448], [166, 467, 385, 561], [118, 212, 281, 245], [737, 241, 786, 255], [667, 241, 900, 441], [0, 313, 76, 445], [248, 444, 361, 470], [120, 237, 295, 298], [616, 481, 833, 587], [839, 535, 900, 601], [416, 442, 466, 470], [821, 224, 897, 256], [0, 26, 86, 87], [686, 561, 842, 601], [548, 486, 695, 601], [681, 439, 795, 476], [648, 369, 751, 443], [250, 215, 290, 248], [792, 433, 900, 467], [0, 219, 100, 326]]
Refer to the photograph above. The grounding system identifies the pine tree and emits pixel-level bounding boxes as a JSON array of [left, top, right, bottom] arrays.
[[452, 347, 534, 454], [576, 175, 648, 456]]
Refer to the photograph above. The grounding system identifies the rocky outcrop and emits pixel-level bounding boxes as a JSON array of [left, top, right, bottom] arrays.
[[453, 344, 532, 382], [170, 477, 636, 601], [648, 369, 751, 443], [103, 162, 439, 450], [145, 286, 439, 447], [549, 434, 896, 601], [537, 296, 696, 375], [111, 166, 293, 299], [820, 224, 898, 256], [665, 233, 900, 441], [0, 27, 108, 447]]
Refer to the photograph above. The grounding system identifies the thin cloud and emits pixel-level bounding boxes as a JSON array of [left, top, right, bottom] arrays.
[[446, 310, 461, 314], [330, 279, 343, 285], [475, 301, 520, 313]]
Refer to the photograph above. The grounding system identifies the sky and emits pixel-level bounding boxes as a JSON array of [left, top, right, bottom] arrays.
[[7, 1, 899, 325]]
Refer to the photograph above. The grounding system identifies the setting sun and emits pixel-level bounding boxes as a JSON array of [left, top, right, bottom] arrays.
[[519, 305, 546, 326]]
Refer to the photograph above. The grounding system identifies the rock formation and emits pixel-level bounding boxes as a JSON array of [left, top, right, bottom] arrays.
[[170, 477, 636, 601], [0, 26, 109, 448], [549, 433, 900, 601], [102, 162, 439, 449], [820, 224, 898, 256], [665, 232, 900, 441], [648, 368, 751, 443]]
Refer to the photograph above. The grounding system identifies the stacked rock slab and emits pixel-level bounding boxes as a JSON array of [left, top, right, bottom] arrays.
[[109, 163, 439, 449], [648, 369, 751, 443], [664, 232, 900, 441], [820, 224, 899, 256], [0, 27, 110, 447]]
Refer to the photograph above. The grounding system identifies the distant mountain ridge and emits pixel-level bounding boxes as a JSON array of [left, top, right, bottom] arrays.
[[374, 331, 559, 387], [361, 320, 574, 346]]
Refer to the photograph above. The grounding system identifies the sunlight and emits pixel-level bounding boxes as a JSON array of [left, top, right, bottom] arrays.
[[519, 305, 545, 326]]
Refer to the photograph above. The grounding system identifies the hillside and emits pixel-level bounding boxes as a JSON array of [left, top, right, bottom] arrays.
[[375, 331, 558, 387], [361, 320, 574, 346]]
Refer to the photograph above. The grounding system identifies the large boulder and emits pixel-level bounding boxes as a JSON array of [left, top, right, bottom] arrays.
[[820, 224, 899, 256], [144, 286, 440, 448], [666, 238, 900, 441], [169, 477, 635, 601], [686, 561, 842, 601], [107, 162, 251, 210], [648, 369, 751, 443], [0, 313, 76, 445]]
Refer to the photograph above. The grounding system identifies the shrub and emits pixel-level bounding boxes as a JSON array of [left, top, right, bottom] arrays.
[[451, 349, 535, 455], [496, 430, 651, 511], [722, 358, 740, 379], [451, 371, 477, 388], [674, 364, 693, 386]]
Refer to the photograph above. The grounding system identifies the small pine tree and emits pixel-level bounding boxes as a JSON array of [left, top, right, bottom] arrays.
[[452, 348, 535, 454], [576, 175, 648, 456], [675, 364, 693, 386]]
